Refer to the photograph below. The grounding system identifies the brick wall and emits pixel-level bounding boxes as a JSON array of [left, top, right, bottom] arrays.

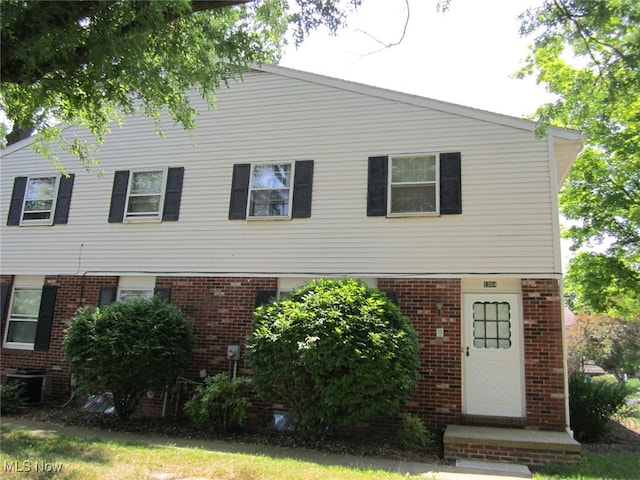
[[0, 275, 119, 398], [1, 275, 567, 433], [521, 278, 567, 431]]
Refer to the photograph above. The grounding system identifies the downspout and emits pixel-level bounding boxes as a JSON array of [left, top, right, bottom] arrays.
[[548, 134, 575, 436]]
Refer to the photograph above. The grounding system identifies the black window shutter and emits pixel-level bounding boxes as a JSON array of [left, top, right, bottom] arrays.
[[34, 285, 58, 351], [367, 156, 388, 216], [7, 177, 27, 225], [108, 170, 130, 223], [440, 152, 462, 215], [291, 160, 314, 218], [382, 290, 399, 306], [53, 174, 75, 224], [98, 287, 117, 306], [228, 164, 251, 220], [154, 287, 172, 302], [0, 284, 8, 322], [255, 290, 276, 308], [162, 167, 184, 221]]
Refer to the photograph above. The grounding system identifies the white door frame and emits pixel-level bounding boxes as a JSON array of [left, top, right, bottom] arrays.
[[462, 290, 526, 418]]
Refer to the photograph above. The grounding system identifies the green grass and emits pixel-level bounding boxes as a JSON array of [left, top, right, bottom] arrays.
[[2, 425, 639, 480], [0, 427, 425, 480], [532, 453, 640, 480]]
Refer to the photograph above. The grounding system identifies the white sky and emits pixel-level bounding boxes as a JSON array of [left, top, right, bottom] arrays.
[[280, 0, 551, 119]]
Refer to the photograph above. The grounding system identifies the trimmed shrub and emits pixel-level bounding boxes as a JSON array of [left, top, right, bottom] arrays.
[[246, 278, 420, 433], [398, 414, 433, 451], [184, 374, 252, 432], [569, 372, 631, 441], [0, 381, 27, 414], [64, 296, 193, 421]]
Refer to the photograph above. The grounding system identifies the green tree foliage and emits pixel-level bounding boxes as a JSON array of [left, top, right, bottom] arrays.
[[1, 0, 361, 167], [567, 312, 640, 382], [63, 296, 193, 420], [246, 279, 419, 433], [519, 0, 640, 318]]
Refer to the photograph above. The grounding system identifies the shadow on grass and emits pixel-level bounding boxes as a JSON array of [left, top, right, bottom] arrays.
[[1, 428, 112, 466]]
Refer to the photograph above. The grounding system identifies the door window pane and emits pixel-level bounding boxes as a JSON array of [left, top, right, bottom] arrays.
[[472, 301, 512, 349]]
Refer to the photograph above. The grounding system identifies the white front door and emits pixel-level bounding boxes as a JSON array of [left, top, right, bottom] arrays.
[[463, 293, 525, 418]]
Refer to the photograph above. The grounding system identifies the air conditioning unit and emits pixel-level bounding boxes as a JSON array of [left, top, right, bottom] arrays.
[[6, 372, 53, 404]]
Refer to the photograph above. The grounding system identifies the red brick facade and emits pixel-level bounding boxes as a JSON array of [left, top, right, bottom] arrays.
[[1, 274, 567, 432]]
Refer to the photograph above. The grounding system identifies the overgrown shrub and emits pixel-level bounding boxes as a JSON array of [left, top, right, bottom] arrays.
[[398, 414, 433, 451], [0, 381, 26, 414], [184, 374, 252, 432], [246, 278, 420, 433], [64, 296, 193, 421], [569, 372, 631, 441]]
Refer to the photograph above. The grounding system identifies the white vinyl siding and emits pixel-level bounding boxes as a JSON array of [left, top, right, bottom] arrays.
[[0, 69, 579, 278]]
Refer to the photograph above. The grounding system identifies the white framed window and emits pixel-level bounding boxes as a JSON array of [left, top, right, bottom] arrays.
[[125, 169, 166, 220], [21, 176, 59, 224], [3, 276, 44, 349], [277, 277, 378, 298], [117, 276, 155, 301], [248, 163, 293, 218], [389, 154, 439, 215]]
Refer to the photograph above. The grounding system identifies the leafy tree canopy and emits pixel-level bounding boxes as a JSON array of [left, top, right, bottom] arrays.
[[519, 0, 640, 318], [567, 312, 640, 382], [1, 0, 360, 168]]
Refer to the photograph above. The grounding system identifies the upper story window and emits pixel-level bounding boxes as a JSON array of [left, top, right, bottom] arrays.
[[367, 152, 462, 217], [6, 174, 75, 226], [249, 163, 292, 218], [108, 167, 184, 223], [390, 155, 438, 214], [23, 176, 58, 223], [127, 170, 165, 219], [229, 160, 314, 220]]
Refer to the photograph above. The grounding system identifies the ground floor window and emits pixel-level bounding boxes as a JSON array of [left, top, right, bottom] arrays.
[[3, 276, 44, 349]]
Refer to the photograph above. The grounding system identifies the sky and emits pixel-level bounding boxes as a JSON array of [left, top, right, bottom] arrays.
[[280, 0, 551, 119]]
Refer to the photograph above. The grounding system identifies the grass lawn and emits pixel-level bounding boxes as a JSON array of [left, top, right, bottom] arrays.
[[532, 453, 640, 480], [2, 424, 639, 480], [0, 427, 425, 480]]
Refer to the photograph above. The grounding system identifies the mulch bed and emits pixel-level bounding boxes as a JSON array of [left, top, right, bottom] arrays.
[[6, 404, 444, 463]]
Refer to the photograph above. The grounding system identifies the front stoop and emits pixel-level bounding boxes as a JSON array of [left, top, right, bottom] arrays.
[[444, 425, 581, 466]]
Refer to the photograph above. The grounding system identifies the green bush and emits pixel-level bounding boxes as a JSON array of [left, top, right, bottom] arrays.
[[0, 381, 26, 414], [398, 414, 433, 451], [184, 374, 252, 432], [246, 278, 420, 433], [569, 372, 631, 441], [64, 296, 193, 421]]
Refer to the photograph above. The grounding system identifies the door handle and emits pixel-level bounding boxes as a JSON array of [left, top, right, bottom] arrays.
[[465, 347, 469, 357]]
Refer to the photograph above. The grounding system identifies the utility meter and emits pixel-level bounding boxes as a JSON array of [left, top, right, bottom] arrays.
[[226, 344, 241, 361]]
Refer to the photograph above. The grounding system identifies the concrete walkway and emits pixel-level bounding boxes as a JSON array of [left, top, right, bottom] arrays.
[[1, 418, 531, 479]]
